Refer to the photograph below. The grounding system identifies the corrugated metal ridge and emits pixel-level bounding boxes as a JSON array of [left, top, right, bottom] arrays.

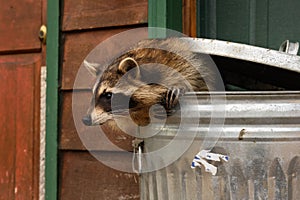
[[148, 91, 300, 141]]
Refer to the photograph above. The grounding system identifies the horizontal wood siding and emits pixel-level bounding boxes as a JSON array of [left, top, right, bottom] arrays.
[[59, 0, 147, 199], [62, 0, 147, 31], [62, 28, 135, 90], [60, 152, 139, 200], [60, 91, 134, 151]]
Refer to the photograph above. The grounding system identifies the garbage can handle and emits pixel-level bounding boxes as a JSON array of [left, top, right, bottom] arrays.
[[279, 40, 299, 55]]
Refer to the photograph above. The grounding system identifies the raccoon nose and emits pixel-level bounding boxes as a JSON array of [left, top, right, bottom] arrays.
[[82, 115, 93, 126]]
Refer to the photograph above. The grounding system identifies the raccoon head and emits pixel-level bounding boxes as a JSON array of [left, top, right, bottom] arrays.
[[82, 57, 157, 127]]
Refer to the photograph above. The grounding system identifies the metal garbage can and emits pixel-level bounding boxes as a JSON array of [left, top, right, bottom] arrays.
[[139, 39, 300, 200]]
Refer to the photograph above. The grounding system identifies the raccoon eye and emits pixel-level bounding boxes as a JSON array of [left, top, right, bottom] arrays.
[[103, 92, 112, 100]]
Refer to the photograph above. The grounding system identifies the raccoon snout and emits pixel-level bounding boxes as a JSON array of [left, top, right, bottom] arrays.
[[82, 115, 93, 126]]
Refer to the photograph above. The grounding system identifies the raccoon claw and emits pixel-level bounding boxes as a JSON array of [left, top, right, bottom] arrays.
[[165, 87, 185, 111], [153, 87, 185, 119]]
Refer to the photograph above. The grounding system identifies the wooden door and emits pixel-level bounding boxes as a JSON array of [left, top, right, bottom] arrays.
[[0, 0, 45, 199]]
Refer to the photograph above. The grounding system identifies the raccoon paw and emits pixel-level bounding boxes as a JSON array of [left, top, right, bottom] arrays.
[[153, 87, 185, 119], [164, 87, 185, 115]]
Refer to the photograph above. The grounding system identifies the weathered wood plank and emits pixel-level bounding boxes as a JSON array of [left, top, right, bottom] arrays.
[[0, 0, 41, 53], [61, 27, 146, 90], [60, 91, 135, 151], [59, 151, 139, 200], [0, 54, 40, 200], [0, 63, 17, 200], [15, 62, 36, 200], [62, 0, 147, 31]]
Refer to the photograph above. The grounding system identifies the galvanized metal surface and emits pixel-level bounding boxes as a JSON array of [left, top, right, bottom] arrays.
[[182, 38, 300, 74], [140, 92, 300, 200]]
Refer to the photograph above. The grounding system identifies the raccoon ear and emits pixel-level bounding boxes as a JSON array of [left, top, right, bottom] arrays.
[[118, 57, 140, 78], [83, 60, 99, 77]]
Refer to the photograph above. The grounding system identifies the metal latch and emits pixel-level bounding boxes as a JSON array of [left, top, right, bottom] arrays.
[[279, 40, 299, 55]]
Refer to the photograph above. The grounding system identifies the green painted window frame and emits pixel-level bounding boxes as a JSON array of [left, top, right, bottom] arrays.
[[45, 0, 59, 199], [148, 0, 183, 37]]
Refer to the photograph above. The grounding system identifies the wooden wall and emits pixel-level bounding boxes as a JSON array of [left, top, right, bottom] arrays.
[[59, 0, 148, 199]]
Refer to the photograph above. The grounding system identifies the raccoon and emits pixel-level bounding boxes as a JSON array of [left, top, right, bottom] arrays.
[[82, 38, 218, 128]]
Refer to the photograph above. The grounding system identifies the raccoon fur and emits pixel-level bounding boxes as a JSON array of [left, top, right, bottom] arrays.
[[82, 37, 218, 128]]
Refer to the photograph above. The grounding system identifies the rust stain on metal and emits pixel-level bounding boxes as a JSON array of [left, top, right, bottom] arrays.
[[238, 129, 247, 140]]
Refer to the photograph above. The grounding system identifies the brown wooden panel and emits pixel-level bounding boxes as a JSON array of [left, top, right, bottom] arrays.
[[182, 0, 197, 37], [62, 27, 146, 90], [0, 54, 40, 200], [60, 91, 86, 150], [62, 0, 147, 31], [0, 0, 41, 53], [60, 151, 139, 200], [0, 62, 16, 200], [60, 91, 135, 151]]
